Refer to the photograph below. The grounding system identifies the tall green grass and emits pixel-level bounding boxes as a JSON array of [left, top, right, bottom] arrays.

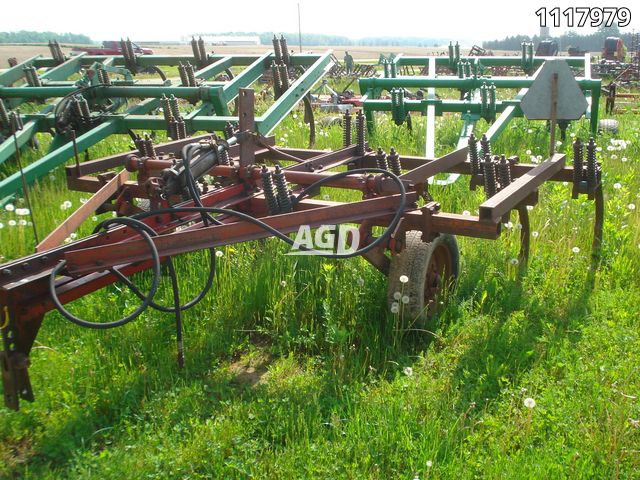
[[0, 96, 639, 478]]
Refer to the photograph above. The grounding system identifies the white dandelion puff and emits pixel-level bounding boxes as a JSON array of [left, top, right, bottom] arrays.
[[572, 246, 580, 254], [280, 280, 287, 287], [523, 397, 536, 408], [401, 295, 410, 304], [393, 291, 402, 300], [628, 203, 636, 210], [510, 258, 519, 266], [399, 275, 409, 284], [215, 250, 224, 257], [403, 366, 413, 376], [462, 210, 470, 216], [5, 204, 15, 212], [18, 220, 27, 226], [613, 182, 622, 189], [532, 231, 539, 238]]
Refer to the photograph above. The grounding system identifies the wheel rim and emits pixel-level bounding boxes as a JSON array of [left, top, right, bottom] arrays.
[[424, 242, 453, 313]]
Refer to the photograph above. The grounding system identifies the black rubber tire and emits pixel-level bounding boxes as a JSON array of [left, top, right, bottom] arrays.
[[387, 231, 460, 327], [598, 119, 619, 134]]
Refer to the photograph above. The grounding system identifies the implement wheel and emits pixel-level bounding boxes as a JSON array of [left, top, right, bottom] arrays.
[[387, 231, 460, 327]]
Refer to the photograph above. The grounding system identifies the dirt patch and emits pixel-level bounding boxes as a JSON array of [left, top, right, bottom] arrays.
[[229, 352, 272, 388]]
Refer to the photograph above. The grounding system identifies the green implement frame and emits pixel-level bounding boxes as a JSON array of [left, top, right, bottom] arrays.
[[361, 53, 599, 185], [0, 42, 334, 204]]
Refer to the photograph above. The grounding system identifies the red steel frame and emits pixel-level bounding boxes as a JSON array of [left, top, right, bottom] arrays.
[[0, 88, 603, 410]]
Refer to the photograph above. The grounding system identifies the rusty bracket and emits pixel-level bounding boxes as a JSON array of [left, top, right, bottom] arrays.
[[420, 201, 441, 243]]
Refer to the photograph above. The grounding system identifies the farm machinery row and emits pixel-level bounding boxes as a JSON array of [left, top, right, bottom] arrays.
[[0, 40, 604, 411]]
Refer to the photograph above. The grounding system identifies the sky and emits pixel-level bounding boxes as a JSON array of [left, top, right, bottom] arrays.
[[1, 0, 637, 44]]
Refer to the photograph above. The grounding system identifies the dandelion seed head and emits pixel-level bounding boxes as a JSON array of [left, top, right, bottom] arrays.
[[628, 203, 636, 210], [527, 129, 533, 134], [526, 205, 534, 211], [462, 210, 470, 216], [8, 220, 16, 226], [613, 182, 622, 189], [403, 366, 413, 376], [532, 231, 539, 238], [15, 208, 29, 216], [622, 157, 627, 162], [18, 220, 27, 226], [510, 258, 519, 266], [524, 397, 536, 408], [215, 250, 224, 257], [357, 277, 365, 287], [70, 232, 77, 240], [92, 216, 98, 221], [5, 204, 15, 212], [399, 275, 409, 284], [426, 460, 433, 468], [393, 291, 402, 300], [572, 246, 580, 253], [390, 304, 399, 314], [611, 154, 618, 160], [401, 295, 410, 304], [525, 149, 532, 155], [280, 280, 287, 287]]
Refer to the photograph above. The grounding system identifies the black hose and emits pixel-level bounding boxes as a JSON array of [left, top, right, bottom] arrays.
[[49, 217, 162, 329], [48, 165, 406, 368]]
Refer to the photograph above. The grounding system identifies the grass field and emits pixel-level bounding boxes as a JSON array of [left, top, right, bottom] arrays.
[[0, 85, 639, 478]]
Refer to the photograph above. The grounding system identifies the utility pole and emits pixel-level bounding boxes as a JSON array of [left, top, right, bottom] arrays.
[[298, 3, 303, 53]]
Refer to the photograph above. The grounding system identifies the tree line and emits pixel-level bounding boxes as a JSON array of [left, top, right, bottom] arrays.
[[215, 32, 447, 47], [483, 26, 636, 52], [0, 31, 91, 44]]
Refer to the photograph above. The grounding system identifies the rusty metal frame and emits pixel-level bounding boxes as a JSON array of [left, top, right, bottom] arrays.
[[0, 83, 605, 410]]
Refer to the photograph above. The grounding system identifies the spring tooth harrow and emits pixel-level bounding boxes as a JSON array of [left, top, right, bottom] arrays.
[[0, 49, 604, 410]]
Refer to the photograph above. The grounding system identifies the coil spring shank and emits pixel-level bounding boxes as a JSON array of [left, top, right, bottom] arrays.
[[342, 112, 352, 147], [375, 147, 388, 170], [483, 156, 498, 198], [497, 155, 512, 191], [273, 165, 293, 213], [273, 35, 283, 64], [388, 147, 402, 176], [586, 138, 600, 198], [224, 122, 236, 140], [468, 133, 481, 175], [356, 110, 367, 155], [218, 147, 231, 166], [480, 134, 491, 158], [0, 99, 10, 129], [261, 166, 280, 215]]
